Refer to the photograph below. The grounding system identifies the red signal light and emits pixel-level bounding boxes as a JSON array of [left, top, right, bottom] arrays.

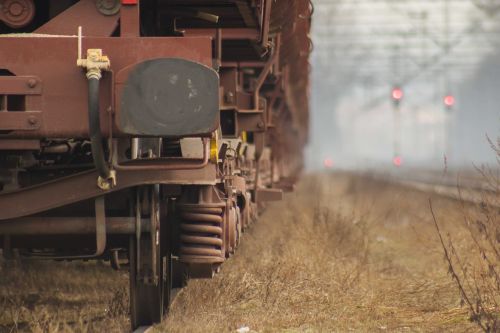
[[392, 87, 403, 101], [323, 158, 334, 169], [444, 95, 455, 108], [392, 156, 402, 167]]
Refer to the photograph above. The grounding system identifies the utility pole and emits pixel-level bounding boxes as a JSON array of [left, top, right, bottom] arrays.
[[443, 0, 453, 164], [391, 45, 403, 167], [416, 10, 428, 161]]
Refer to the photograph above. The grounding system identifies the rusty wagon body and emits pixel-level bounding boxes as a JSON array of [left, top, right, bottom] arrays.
[[0, 0, 311, 328]]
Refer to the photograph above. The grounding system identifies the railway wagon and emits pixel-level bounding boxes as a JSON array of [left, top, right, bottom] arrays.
[[0, 0, 311, 328]]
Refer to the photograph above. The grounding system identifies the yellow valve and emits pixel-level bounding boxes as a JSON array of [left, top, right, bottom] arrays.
[[77, 49, 111, 80], [97, 170, 117, 190]]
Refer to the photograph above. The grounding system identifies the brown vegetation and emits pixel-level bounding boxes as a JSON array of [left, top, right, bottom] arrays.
[[161, 174, 479, 332], [0, 261, 129, 332], [432, 140, 499, 332], [0, 172, 489, 332]]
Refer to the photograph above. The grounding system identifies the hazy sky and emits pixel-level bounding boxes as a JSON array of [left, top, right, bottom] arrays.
[[307, 0, 500, 170]]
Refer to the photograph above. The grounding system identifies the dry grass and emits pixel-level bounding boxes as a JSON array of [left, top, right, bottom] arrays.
[[0, 173, 486, 332], [0, 261, 129, 332], [161, 173, 479, 332], [432, 141, 500, 332]]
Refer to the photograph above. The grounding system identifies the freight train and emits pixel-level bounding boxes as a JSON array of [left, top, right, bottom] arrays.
[[0, 0, 311, 328]]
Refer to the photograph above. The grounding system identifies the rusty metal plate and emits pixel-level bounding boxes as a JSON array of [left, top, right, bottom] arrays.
[[0, 76, 42, 95], [237, 112, 266, 133], [0, 111, 42, 131], [0, 36, 213, 138], [35, 0, 119, 36], [0, 163, 218, 221], [0, 139, 40, 150]]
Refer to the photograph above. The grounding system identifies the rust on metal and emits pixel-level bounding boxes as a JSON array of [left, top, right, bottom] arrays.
[[35, 0, 119, 36], [0, 0, 312, 327], [120, 1, 140, 37], [260, 0, 272, 47], [0, 37, 213, 138], [183, 28, 260, 40], [0, 0, 35, 28], [0, 76, 42, 95], [178, 186, 227, 275], [114, 139, 210, 171], [0, 164, 218, 221], [0, 139, 40, 150], [0, 111, 42, 131], [0, 216, 150, 235]]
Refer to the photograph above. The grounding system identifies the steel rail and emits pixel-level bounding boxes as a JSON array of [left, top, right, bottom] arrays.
[[373, 173, 499, 207]]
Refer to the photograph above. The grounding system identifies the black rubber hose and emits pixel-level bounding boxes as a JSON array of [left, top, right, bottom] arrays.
[[88, 77, 110, 179]]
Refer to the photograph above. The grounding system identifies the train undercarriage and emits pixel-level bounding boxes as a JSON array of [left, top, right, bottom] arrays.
[[0, 0, 311, 328]]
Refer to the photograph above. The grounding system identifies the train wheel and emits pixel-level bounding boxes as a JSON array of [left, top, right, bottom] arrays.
[[129, 186, 172, 329], [226, 204, 237, 256]]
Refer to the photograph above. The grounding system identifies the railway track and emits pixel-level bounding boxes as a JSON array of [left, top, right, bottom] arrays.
[[375, 172, 498, 206]]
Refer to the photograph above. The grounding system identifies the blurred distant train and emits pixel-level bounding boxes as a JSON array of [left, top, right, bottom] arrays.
[[0, 0, 311, 328]]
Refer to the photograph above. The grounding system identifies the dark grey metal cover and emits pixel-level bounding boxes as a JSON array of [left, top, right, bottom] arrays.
[[119, 58, 219, 137]]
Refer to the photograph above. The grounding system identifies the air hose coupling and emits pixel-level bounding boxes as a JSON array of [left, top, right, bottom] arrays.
[[78, 48, 114, 190]]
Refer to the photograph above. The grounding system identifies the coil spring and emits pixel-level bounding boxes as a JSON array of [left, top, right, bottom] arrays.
[[178, 206, 225, 264]]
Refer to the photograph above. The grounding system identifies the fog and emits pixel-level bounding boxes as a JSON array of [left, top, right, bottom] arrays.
[[307, 0, 500, 171]]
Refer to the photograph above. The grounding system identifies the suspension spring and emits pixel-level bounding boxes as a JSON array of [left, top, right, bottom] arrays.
[[178, 205, 225, 265]]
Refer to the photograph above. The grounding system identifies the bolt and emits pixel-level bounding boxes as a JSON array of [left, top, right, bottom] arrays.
[[27, 78, 37, 88], [27, 116, 37, 126], [225, 91, 234, 104]]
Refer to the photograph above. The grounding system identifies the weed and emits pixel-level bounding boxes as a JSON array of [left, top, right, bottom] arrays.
[[432, 137, 500, 332]]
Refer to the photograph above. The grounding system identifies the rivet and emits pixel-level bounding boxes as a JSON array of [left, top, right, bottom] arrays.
[[27, 116, 37, 125], [27, 79, 37, 88], [225, 91, 234, 104]]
